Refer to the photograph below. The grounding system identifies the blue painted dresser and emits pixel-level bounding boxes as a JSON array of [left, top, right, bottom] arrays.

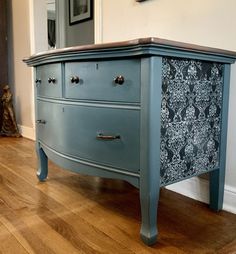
[[24, 38, 236, 245]]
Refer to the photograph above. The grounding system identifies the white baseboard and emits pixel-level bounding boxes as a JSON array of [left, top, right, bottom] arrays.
[[166, 177, 236, 214], [18, 125, 35, 140], [223, 185, 236, 214]]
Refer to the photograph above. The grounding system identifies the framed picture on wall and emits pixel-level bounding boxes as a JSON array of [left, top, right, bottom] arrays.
[[69, 0, 92, 25]]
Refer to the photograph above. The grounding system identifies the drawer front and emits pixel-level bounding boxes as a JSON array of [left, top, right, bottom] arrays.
[[65, 59, 140, 102], [36, 64, 62, 98], [37, 100, 140, 172]]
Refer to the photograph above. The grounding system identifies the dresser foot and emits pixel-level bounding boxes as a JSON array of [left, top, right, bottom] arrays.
[[139, 185, 159, 246], [36, 144, 48, 181], [209, 168, 225, 211], [140, 229, 157, 246]]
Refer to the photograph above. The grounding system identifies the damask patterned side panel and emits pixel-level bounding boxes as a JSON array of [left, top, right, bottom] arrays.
[[160, 57, 223, 185]]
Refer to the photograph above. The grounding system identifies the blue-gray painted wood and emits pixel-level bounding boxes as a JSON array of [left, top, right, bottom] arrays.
[[36, 63, 62, 98], [41, 142, 140, 188], [139, 56, 163, 245], [37, 97, 141, 110], [65, 59, 140, 103], [37, 100, 140, 173], [24, 38, 236, 246], [36, 142, 48, 181], [25, 47, 236, 67], [209, 64, 231, 211]]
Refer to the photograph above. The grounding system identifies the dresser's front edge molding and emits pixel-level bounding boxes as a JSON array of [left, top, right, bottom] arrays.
[[24, 46, 235, 67], [166, 177, 236, 214]]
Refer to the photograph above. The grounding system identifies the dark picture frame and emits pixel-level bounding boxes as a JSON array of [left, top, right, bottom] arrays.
[[69, 0, 92, 25]]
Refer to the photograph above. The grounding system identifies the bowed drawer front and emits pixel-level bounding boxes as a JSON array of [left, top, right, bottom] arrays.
[[24, 38, 236, 246], [37, 100, 140, 172], [65, 59, 141, 102], [36, 63, 62, 98]]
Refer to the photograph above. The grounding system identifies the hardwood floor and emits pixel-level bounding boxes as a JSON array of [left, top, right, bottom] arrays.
[[0, 137, 236, 253]]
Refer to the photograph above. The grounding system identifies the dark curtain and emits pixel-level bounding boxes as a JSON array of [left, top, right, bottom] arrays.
[[48, 19, 56, 48]]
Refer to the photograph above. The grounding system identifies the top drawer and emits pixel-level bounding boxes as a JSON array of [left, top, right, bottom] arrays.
[[36, 63, 62, 98], [65, 59, 140, 103]]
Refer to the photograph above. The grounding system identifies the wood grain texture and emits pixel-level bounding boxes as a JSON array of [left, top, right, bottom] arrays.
[[0, 137, 236, 253], [24, 37, 236, 62]]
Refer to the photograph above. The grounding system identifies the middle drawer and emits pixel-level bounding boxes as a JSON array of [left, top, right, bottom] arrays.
[[37, 100, 140, 173], [65, 59, 140, 102]]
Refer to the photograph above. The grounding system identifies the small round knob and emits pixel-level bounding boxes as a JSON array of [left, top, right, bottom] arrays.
[[36, 119, 46, 124], [70, 76, 80, 84], [48, 77, 56, 84], [114, 75, 125, 85], [35, 78, 41, 84]]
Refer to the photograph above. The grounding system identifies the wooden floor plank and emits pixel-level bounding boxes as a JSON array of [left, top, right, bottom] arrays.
[[217, 238, 236, 254], [20, 214, 86, 254], [0, 137, 236, 253], [0, 219, 29, 254], [0, 149, 133, 253]]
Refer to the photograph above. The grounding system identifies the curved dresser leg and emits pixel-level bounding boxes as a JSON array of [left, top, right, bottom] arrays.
[[36, 143, 48, 181], [139, 185, 160, 246]]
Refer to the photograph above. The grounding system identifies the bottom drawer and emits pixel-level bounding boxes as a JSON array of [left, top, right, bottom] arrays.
[[37, 100, 140, 172]]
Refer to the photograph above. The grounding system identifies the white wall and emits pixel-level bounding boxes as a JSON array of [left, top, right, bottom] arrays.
[[100, 0, 236, 50], [7, 0, 33, 138], [29, 0, 47, 54], [7, 0, 47, 140], [97, 0, 236, 213]]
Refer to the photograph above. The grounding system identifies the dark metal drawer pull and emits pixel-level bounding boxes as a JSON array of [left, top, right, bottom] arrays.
[[70, 76, 80, 84], [48, 77, 56, 84], [36, 120, 46, 124], [96, 133, 120, 141], [114, 75, 125, 85]]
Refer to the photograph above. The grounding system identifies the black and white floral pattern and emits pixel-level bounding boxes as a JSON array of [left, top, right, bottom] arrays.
[[160, 57, 223, 185]]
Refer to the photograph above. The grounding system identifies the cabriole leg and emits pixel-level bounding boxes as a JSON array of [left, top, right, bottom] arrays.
[[36, 143, 48, 181]]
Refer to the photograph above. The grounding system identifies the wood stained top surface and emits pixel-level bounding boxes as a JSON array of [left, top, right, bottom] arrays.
[[24, 37, 236, 63]]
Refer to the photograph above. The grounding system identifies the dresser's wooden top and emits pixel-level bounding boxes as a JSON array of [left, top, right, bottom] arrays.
[[24, 37, 236, 65]]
